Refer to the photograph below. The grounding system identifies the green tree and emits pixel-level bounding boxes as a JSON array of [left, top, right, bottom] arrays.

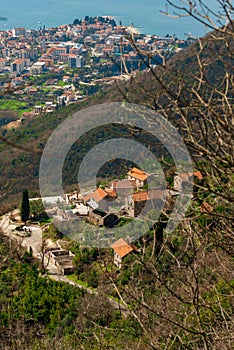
[[20, 190, 30, 224], [29, 199, 47, 221]]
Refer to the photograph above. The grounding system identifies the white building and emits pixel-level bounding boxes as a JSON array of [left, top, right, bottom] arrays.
[[68, 55, 82, 68], [127, 167, 149, 189], [11, 58, 30, 73], [111, 238, 139, 269]]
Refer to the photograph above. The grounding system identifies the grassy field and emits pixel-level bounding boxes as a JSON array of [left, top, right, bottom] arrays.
[[0, 100, 33, 117], [0, 100, 30, 116], [0, 100, 27, 110]]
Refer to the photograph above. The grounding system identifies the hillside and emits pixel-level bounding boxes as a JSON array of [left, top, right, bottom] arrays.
[[0, 14, 233, 350], [0, 23, 233, 213]]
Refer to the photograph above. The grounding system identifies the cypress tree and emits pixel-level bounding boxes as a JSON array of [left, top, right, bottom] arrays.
[[20, 190, 30, 224]]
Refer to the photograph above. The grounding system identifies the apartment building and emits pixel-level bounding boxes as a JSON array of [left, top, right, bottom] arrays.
[[68, 54, 82, 68]]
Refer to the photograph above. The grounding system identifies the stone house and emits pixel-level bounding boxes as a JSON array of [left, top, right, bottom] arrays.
[[88, 208, 118, 227], [110, 179, 136, 197], [48, 249, 74, 275], [111, 238, 139, 269], [125, 189, 165, 217]]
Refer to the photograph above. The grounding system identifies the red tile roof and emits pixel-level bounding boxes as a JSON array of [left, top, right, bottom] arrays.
[[193, 171, 203, 180], [104, 188, 117, 198], [111, 238, 138, 258], [83, 187, 108, 203], [13, 58, 25, 64], [132, 191, 148, 202], [127, 167, 149, 181], [132, 189, 164, 202]]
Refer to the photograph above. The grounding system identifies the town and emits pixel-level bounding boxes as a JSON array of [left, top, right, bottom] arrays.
[[0, 16, 193, 122]]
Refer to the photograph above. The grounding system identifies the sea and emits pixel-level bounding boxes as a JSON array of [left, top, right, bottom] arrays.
[[0, 0, 221, 38]]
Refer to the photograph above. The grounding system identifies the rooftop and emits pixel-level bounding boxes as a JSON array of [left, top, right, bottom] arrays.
[[111, 238, 138, 258], [83, 187, 108, 203], [132, 189, 164, 202], [127, 167, 149, 181]]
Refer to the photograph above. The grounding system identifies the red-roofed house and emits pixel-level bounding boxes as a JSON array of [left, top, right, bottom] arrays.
[[83, 187, 116, 210], [111, 238, 139, 268], [11, 58, 30, 73], [125, 189, 165, 217], [127, 167, 150, 189]]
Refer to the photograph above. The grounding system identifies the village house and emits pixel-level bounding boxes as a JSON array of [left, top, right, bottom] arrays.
[[30, 61, 46, 75], [83, 186, 116, 211], [64, 191, 82, 205], [18, 48, 38, 61], [87, 208, 118, 227], [63, 75, 72, 83], [11, 58, 30, 74], [110, 178, 136, 196], [111, 238, 139, 268], [26, 87, 38, 95], [57, 92, 77, 106], [125, 188, 165, 217], [127, 167, 150, 189], [48, 248, 75, 275], [12, 27, 26, 37], [38, 58, 54, 67], [75, 203, 89, 216], [34, 105, 43, 114], [11, 76, 24, 88], [68, 54, 82, 68], [44, 101, 57, 112]]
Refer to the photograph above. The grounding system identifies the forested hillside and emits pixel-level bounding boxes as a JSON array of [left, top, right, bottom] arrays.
[[0, 235, 142, 349]]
